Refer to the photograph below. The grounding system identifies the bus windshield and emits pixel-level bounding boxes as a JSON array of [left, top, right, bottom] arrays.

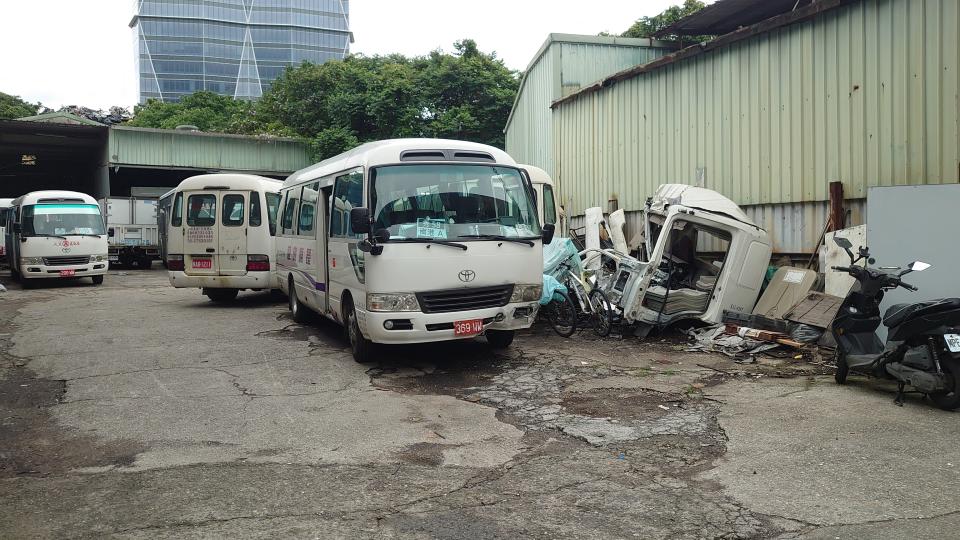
[[22, 204, 106, 236], [371, 164, 541, 241]]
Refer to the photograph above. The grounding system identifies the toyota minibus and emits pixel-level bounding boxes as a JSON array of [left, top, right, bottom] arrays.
[[5, 191, 108, 286], [164, 174, 282, 302], [276, 138, 555, 362]]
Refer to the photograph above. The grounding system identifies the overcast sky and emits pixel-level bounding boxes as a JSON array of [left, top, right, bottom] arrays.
[[0, 0, 683, 110]]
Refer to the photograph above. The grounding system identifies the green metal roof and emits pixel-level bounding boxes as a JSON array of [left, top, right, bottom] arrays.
[[108, 126, 312, 175]]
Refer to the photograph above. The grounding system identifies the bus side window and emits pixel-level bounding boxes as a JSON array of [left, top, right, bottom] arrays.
[[281, 191, 298, 236], [172, 193, 183, 227], [249, 191, 262, 227], [542, 184, 557, 225], [331, 171, 363, 238]]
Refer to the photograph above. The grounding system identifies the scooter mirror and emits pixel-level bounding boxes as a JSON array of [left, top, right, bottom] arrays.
[[908, 261, 931, 272], [834, 237, 853, 250]]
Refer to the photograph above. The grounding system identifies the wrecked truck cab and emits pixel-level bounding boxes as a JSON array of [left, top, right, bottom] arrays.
[[624, 184, 772, 328]]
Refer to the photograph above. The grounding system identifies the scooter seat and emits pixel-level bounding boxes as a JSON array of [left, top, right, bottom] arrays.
[[883, 298, 960, 328]]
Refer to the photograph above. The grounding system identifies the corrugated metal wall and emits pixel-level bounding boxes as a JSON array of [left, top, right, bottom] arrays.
[[554, 0, 959, 253], [505, 36, 674, 178], [109, 127, 313, 174]]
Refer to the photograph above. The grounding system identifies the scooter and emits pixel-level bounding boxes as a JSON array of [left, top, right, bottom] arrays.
[[830, 237, 960, 410]]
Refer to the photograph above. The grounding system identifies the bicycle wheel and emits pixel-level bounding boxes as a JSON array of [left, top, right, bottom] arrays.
[[545, 291, 577, 337], [588, 288, 614, 337]]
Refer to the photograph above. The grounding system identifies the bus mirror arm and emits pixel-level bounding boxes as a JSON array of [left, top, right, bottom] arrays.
[[358, 239, 383, 256], [12, 222, 21, 234]]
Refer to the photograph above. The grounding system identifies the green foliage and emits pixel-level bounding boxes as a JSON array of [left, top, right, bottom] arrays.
[[622, 0, 712, 42], [127, 91, 259, 133], [0, 92, 40, 120], [126, 40, 520, 160]]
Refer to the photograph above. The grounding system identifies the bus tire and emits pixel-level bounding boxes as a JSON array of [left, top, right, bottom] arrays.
[[206, 288, 239, 303], [288, 278, 311, 323], [137, 256, 152, 269], [486, 330, 515, 349], [344, 297, 375, 364], [91, 275, 104, 286]]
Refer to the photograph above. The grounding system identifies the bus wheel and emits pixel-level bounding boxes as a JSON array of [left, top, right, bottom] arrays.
[[344, 298, 375, 364], [205, 288, 239, 303], [288, 279, 311, 323], [91, 275, 104, 286], [486, 330, 515, 349]]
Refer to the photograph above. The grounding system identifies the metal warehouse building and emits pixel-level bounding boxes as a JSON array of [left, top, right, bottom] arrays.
[[507, 0, 959, 254], [0, 113, 312, 199]]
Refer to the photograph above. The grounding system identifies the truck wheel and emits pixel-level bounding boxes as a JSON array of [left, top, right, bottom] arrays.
[[91, 275, 104, 286], [205, 288, 239, 303], [288, 278, 311, 323], [138, 257, 152, 269], [344, 298, 376, 363], [486, 330, 515, 349], [930, 358, 960, 411]]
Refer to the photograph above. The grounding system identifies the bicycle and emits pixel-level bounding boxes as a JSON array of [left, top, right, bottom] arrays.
[[553, 260, 614, 337], [542, 287, 578, 337]]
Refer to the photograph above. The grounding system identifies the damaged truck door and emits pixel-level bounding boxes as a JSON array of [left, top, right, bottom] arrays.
[[622, 184, 772, 331]]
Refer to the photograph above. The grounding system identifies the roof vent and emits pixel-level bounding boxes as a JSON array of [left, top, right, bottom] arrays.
[[452, 151, 494, 162], [400, 150, 447, 161]]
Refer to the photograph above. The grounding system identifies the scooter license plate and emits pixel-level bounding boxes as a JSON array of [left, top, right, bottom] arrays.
[[453, 319, 484, 337], [944, 334, 960, 353]]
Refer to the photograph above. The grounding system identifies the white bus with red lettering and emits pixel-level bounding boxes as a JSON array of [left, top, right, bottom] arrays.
[[4, 191, 108, 286], [276, 139, 555, 363], [163, 174, 282, 302]]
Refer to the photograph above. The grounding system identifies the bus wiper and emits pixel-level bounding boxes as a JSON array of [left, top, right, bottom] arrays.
[[389, 238, 468, 251], [31, 234, 69, 240], [73, 234, 104, 238], [457, 234, 536, 247]]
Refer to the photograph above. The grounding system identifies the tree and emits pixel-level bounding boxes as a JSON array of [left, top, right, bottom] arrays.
[[127, 91, 258, 133], [622, 0, 712, 42], [260, 40, 519, 159], [0, 92, 39, 119]]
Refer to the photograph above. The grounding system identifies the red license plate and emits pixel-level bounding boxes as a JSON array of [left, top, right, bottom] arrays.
[[192, 258, 213, 269], [453, 319, 484, 336], [59, 269, 75, 277]]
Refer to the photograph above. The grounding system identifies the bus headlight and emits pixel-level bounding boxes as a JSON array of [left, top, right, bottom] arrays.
[[510, 284, 543, 303], [21, 257, 43, 265], [90, 254, 107, 262], [367, 293, 420, 312]]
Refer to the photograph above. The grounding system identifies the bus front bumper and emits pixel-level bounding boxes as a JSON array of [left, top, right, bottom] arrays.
[[168, 271, 275, 290], [21, 262, 108, 279], [357, 303, 540, 345]]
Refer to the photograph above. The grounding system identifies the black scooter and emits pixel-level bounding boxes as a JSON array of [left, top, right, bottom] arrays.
[[830, 237, 960, 410]]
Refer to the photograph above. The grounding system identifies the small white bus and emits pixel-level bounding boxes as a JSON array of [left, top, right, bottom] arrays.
[[0, 198, 12, 260], [519, 164, 562, 231], [4, 191, 109, 286], [277, 138, 555, 362], [164, 174, 282, 302]]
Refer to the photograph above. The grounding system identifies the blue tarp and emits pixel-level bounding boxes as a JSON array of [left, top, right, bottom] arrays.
[[540, 274, 568, 306], [544, 237, 582, 279]]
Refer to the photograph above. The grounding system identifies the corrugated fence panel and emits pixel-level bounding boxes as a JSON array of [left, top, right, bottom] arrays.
[[553, 0, 960, 221], [109, 127, 312, 174]]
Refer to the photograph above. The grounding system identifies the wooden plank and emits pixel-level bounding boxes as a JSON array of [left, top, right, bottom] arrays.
[[785, 291, 845, 328]]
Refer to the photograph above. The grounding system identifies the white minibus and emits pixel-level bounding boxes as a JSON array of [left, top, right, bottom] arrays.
[[0, 198, 12, 259], [164, 174, 282, 302], [519, 164, 562, 231], [5, 191, 109, 286], [277, 138, 555, 362]]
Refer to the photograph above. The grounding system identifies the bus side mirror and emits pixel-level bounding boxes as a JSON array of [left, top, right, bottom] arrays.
[[542, 223, 555, 245], [350, 208, 371, 235]]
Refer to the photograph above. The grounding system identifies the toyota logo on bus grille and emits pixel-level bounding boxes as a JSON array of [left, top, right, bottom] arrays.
[[458, 270, 476, 282]]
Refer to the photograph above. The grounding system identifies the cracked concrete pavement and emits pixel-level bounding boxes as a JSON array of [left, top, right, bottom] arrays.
[[1, 267, 957, 538]]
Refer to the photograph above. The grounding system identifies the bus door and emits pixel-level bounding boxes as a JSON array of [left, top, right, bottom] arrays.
[[183, 191, 219, 275], [218, 191, 248, 275]]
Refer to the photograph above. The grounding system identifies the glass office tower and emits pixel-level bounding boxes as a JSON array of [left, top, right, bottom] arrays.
[[131, 0, 351, 102]]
